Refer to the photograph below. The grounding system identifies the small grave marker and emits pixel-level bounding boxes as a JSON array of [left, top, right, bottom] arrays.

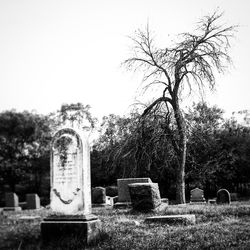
[[190, 188, 206, 204], [26, 194, 40, 209], [4, 192, 21, 211], [217, 189, 231, 204]]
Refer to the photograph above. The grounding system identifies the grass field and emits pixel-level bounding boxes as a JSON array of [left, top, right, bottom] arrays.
[[1, 202, 250, 249]]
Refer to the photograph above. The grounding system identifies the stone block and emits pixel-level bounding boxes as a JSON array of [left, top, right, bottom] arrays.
[[113, 201, 132, 209], [208, 199, 216, 204], [5, 192, 19, 207], [26, 193, 40, 209], [41, 216, 101, 244], [128, 183, 161, 211], [145, 214, 196, 225], [117, 178, 152, 202], [3, 207, 22, 211], [92, 187, 106, 204]]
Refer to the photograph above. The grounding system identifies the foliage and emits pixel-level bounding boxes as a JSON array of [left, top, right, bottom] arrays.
[[0, 110, 52, 195], [92, 102, 250, 199], [91, 113, 139, 185]]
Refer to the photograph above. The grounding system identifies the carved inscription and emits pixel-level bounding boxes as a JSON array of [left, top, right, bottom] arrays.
[[54, 152, 78, 185], [51, 131, 81, 206]]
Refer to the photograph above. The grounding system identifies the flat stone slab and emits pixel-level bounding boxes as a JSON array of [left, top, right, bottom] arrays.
[[3, 207, 22, 211], [208, 199, 216, 204], [113, 202, 132, 209], [44, 214, 97, 221], [189, 201, 206, 205], [19, 216, 41, 221], [145, 214, 196, 225], [92, 203, 111, 208]]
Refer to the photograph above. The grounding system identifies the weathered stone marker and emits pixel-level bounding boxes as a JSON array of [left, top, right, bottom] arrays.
[[190, 188, 206, 204], [92, 187, 106, 205], [128, 183, 161, 211], [41, 126, 101, 243], [217, 189, 231, 204], [3, 192, 21, 211], [117, 178, 152, 202], [26, 193, 40, 209]]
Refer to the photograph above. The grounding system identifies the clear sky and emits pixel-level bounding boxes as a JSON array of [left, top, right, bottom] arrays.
[[0, 0, 249, 119]]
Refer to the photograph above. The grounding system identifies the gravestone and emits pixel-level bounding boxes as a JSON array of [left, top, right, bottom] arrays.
[[128, 183, 161, 211], [92, 187, 106, 204], [190, 188, 206, 204], [41, 126, 101, 244], [217, 189, 231, 204], [3, 192, 21, 211], [117, 178, 152, 202], [26, 194, 40, 209]]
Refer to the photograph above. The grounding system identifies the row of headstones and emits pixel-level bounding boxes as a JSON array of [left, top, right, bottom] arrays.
[[92, 178, 166, 211], [93, 180, 234, 210], [3, 192, 40, 211], [190, 187, 232, 204]]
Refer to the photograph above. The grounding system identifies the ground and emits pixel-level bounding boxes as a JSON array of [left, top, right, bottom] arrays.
[[0, 201, 250, 249]]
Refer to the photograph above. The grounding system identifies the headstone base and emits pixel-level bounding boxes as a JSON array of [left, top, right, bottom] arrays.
[[3, 206, 22, 211], [189, 201, 206, 205], [41, 214, 101, 244]]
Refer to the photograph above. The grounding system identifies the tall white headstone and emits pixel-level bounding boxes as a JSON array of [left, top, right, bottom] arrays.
[[50, 127, 91, 215], [41, 124, 101, 244]]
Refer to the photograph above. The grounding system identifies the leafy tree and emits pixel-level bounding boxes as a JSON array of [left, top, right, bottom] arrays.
[[0, 110, 51, 193], [124, 12, 235, 203], [185, 102, 224, 192], [91, 113, 138, 185]]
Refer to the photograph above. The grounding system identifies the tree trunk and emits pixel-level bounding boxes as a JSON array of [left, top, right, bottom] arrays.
[[172, 100, 187, 204]]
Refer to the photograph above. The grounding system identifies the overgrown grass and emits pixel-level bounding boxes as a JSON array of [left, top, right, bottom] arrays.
[[1, 202, 250, 249]]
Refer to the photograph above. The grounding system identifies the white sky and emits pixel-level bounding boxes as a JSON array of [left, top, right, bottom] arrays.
[[0, 0, 249, 119]]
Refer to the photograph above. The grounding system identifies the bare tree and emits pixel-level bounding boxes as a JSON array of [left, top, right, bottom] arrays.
[[124, 12, 236, 203]]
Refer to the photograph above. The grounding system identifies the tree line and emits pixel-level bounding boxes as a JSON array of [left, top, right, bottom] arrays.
[[0, 102, 249, 205]]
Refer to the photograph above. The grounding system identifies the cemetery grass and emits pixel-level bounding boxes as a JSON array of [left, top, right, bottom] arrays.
[[0, 202, 250, 249]]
